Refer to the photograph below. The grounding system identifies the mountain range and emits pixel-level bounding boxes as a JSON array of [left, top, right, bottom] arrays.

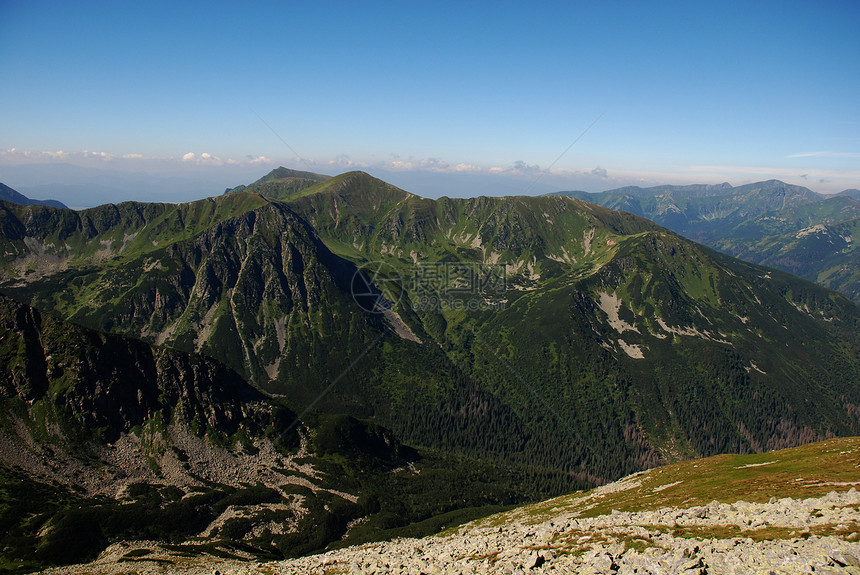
[[0, 168, 859, 571], [551, 180, 860, 303]]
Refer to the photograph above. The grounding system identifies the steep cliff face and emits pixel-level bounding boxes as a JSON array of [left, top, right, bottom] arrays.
[[0, 294, 270, 443], [60, 201, 364, 388]]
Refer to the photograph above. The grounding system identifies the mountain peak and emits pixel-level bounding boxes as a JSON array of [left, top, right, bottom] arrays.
[[224, 166, 332, 200], [307, 170, 418, 202], [256, 166, 330, 184]]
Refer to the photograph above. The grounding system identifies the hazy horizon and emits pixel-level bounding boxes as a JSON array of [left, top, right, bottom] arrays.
[[3, 160, 858, 209]]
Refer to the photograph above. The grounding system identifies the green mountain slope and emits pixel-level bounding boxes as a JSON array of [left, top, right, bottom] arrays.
[[551, 181, 860, 303], [285, 171, 657, 267], [718, 216, 860, 303], [0, 193, 366, 386], [281, 173, 860, 472], [0, 192, 269, 280], [2, 171, 860, 488]]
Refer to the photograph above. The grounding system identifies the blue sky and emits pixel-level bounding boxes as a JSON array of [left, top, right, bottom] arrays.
[[1, 0, 859, 204]]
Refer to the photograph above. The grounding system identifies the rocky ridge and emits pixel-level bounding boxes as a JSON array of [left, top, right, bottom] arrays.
[[273, 491, 860, 575]]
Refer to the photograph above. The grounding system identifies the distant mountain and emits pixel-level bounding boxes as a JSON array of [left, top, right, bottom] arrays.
[[550, 180, 823, 242], [225, 166, 330, 199], [0, 182, 68, 209], [581, 181, 736, 199], [551, 180, 860, 303], [714, 198, 860, 303], [255, 166, 331, 183], [837, 188, 860, 200]]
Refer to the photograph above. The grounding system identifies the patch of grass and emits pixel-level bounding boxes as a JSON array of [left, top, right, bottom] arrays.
[[620, 535, 660, 553], [488, 437, 860, 527]]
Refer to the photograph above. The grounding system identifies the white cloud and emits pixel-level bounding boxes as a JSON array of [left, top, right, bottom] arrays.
[[82, 150, 113, 160], [377, 157, 549, 177], [0, 148, 69, 162], [509, 160, 542, 175], [0, 148, 285, 174], [787, 151, 860, 159], [591, 166, 608, 178], [419, 158, 450, 171], [387, 160, 416, 171], [181, 152, 224, 165]]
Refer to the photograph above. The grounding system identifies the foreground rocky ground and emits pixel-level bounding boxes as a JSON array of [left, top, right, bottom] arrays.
[[41, 489, 860, 574], [44, 437, 860, 575]]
